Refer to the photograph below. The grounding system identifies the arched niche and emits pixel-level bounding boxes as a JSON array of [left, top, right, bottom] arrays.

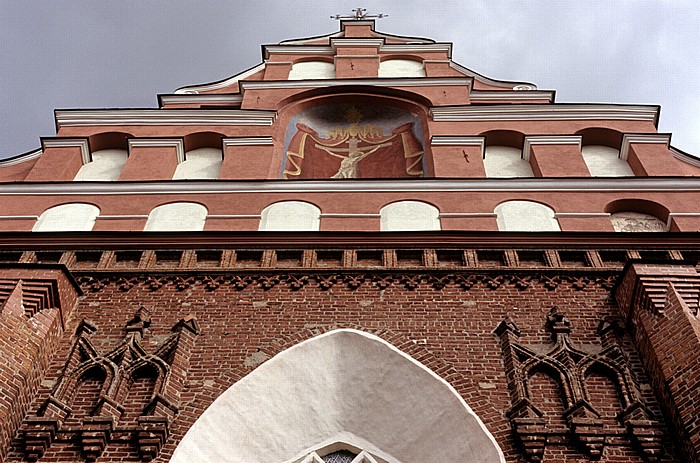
[[289, 61, 336, 80], [144, 202, 208, 231], [174, 132, 224, 180], [173, 147, 222, 180], [495, 200, 560, 231], [33, 203, 100, 232], [605, 199, 668, 232], [88, 131, 131, 152], [378, 59, 426, 78], [581, 145, 634, 177], [380, 201, 440, 231], [74, 149, 128, 181], [576, 128, 633, 177], [482, 131, 532, 178], [259, 201, 321, 231], [281, 99, 427, 180], [171, 329, 505, 463]]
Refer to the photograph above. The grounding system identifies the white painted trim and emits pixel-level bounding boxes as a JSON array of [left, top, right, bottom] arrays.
[[620, 133, 671, 161], [174, 63, 266, 94], [320, 213, 381, 218], [333, 55, 381, 59], [439, 213, 497, 218], [95, 215, 149, 220], [0, 215, 39, 220], [522, 135, 582, 162], [667, 213, 700, 229], [555, 212, 611, 218], [128, 139, 185, 163], [288, 435, 401, 463], [160, 94, 243, 106], [4, 178, 700, 195], [222, 137, 274, 147], [331, 38, 384, 48], [671, 147, 700, 167], [263, 45, 335, 56], [41, 138, 91, 164], [380, 43, 452, 55], [431, 105, 658, 122], [240, 77, 471, 91], [206, 214, 261, 219], [55, 109, 276, 127], [449, 62, 536, 89], [431, 136, 485, 149], [668, 212, 700, 217], [470, 91, 554, 102], [0, 149, 42, 167]]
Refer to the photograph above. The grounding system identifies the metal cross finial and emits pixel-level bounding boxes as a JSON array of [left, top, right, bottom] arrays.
[[331, 8, 387, 20]]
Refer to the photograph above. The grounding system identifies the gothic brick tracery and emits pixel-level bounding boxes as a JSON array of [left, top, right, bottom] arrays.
[[21, 309, 199, 462], [496, 308, 663, 462]]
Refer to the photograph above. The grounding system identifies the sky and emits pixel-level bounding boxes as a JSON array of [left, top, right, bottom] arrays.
[[1, 0, 699, 159]]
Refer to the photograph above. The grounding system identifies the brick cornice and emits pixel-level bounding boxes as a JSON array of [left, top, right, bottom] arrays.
[[1, 231, 700, 250]]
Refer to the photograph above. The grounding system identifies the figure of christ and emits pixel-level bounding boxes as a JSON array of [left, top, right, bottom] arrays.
[[315, 137, 392, 179]]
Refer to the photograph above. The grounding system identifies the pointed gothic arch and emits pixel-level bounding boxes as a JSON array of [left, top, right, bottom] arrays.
[[171, 329, 505, 463]]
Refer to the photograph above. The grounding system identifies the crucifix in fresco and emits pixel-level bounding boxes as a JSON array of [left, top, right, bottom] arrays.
[[283, 105, 425, 179]]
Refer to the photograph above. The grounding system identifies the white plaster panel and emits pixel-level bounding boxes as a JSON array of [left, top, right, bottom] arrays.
[[581, 145, 634, 177], [143, 202, 207, 231], [173, 148, 222, 180], [495, 200, 560, 231], [611, 212, 666, 232], [32, 203, 99, 232], [74, 149, 128, 181], [378, 59, 426, 78], [380, 201, 440, 231], [288, 61, 336, 80], [171, 329, 505, 463], [484, 146, 534, 178], [259, 201, 321, 231]]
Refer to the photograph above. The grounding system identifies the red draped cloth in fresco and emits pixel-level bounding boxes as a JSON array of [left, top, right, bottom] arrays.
[[284, 122, 424, 179]]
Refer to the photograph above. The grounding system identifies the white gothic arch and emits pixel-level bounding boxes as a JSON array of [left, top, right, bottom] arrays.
[[171, 329, 505, 463]]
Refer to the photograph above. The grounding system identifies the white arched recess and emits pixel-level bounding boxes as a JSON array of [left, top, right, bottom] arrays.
[[74, 149, 128, 181], [495, 200, 561, 231], [144, 202, 207, 231], [171, 329, 505, 463], [581, 145, 634, 177], [378, 59, 426, 78], [380, 201, 440, 231], [484, 146, 534, 178], [259, 201, 321, 231], [33, 203, 100, 232], [288, 61, 335, 80], [173, 147, 223, 180]]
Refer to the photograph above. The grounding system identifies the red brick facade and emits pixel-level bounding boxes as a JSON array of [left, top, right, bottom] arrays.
[[2, 19, 700, 463]]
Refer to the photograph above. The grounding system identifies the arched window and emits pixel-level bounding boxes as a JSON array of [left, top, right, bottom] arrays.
[[288, 61, 335, 80], [495, 201, 560, 231], [171, 329, 505, 463], [484, 146, 534, 178], [33, 203, 100, 232], [74, 149, 128, 181], [581, 145, 633, 177], [259, 201, 321, 231], [610, 212, 666, 232], [378, 59, 426, 78], [144, 203, 207, 231], [380, 201, 440, 231], [173, 147, 223, 180]]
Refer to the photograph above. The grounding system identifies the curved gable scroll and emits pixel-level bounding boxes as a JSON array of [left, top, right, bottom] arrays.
[[171, 329, 504, 463]]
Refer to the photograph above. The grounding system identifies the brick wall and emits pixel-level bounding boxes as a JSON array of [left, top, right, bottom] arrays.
[[1, 261, 682, 463]]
